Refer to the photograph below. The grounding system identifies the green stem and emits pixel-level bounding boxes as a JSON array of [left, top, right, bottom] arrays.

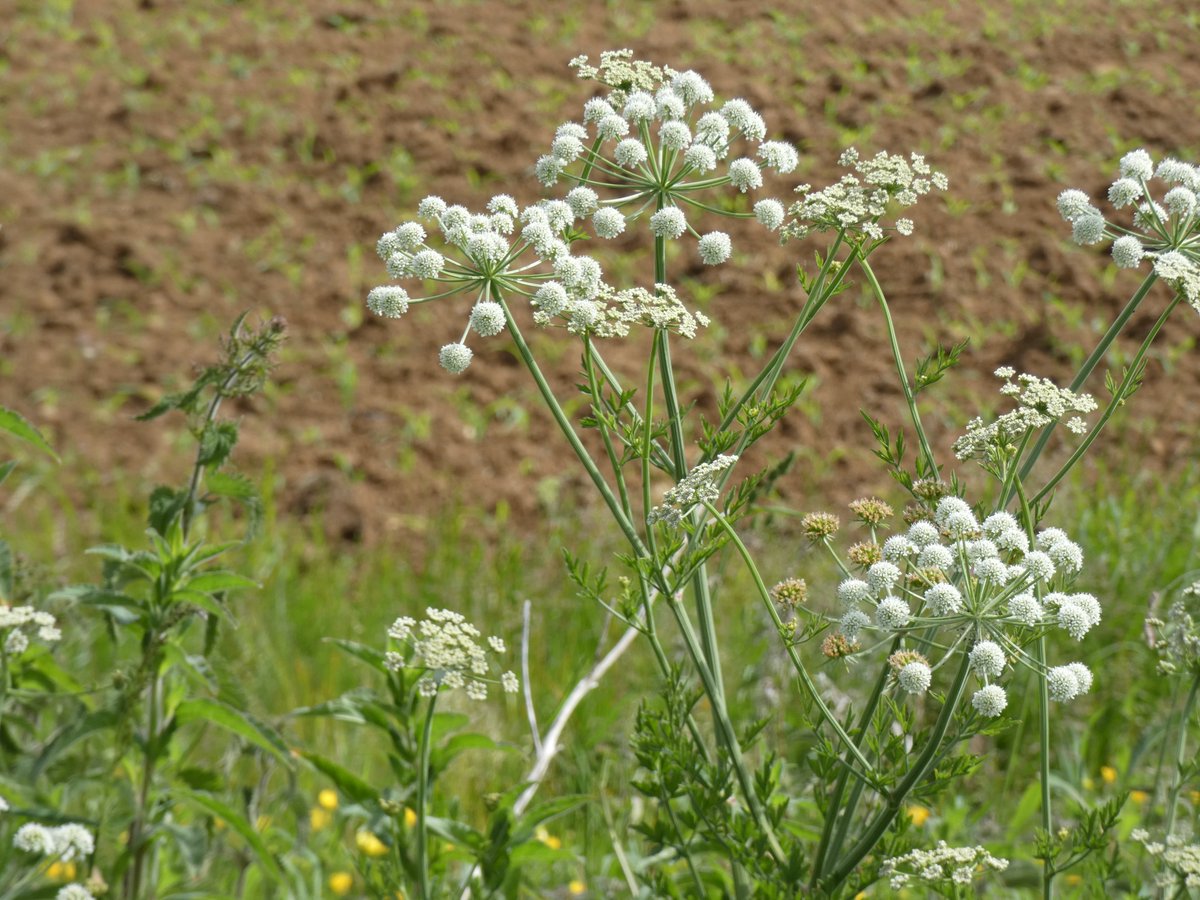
[[495, 292, 649, 558], [1005, 272, 1160, 505], [416, 697, 437, 900], [126, 653, 162, 900], [705, 503, 876, 777], [1031, 292, 1182, 504], [1164, 670, 1200, 839], [821, 653, 973, 894], [811, 639, 900, 885], [858, 258, 938, 475], [583, 338, 633, 518]]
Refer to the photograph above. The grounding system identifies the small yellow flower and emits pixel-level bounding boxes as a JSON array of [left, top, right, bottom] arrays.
[[404, 807, 418, 828], [1100, 766, 1118, 785], [854, 893, 868, 900], [535, 825, 562, 850], [356, 828, 389, 857], [328, 871, 354, 896], [46, 861, 77, 882], [906, 805, 930, 826], [1130, 789, 1150, 805], [310, 807, 332, 831], [568, 880, 586, 895], [318, 789, 339, 811], [1065, 874, 1083, 886]]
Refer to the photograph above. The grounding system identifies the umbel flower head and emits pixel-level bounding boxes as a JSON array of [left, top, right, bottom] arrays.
[[953, 367, 1097, 463], [782, 147, 948, 242], [386, 608, 519, 701], [881, 842, 1009, 890], [536, 50, 794, 264], [647, 453, 739, 526], [1057, 148, 1200, 311], [1, 602, 62, 655], [817, 496, 1097, 717]]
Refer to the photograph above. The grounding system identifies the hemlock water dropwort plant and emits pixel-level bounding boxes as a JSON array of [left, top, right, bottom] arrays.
[[361, 51, 1200, 897]]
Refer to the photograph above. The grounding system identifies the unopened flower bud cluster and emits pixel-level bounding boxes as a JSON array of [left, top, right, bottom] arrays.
[[1057, 148, 1200, 312], [386, 608, 518, 700], [820, 496, 1098, 717], [1145, 580, 1200, 675], [783, 147, 948, 241], [953, 367, 1097, 461], [881, 841, 1009, 890]]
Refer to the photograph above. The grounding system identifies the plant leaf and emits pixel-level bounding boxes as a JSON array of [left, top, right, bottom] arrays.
[[0, 406, 58, 461]]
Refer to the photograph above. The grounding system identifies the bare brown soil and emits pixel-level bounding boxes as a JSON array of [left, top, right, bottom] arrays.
[[2, 0, 1199, 545]]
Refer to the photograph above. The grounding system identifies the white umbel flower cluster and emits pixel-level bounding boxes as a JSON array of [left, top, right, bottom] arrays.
[[953, 368, 1098, 461], [1057, 148, 1200, 312], [1, 603, 62, 655], [386, 608, 518, 701], [13, 822, 94, 861], [543, 51, 793, 265], [826, 496, 1098, 716], [648, 454, 739, 526], [1132, 829, 1200, 889], [568, 283, 711, 340], [881, 841, 1009, 890], [783, 147, 948, 241]]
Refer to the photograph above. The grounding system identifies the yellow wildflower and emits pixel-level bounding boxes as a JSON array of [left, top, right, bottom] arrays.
[[906, 805, 930, 826], [356, 828, 389, 857], [535, 825, 562, 850], [310, 807, 332, 831], [328, 871, 354, 896], [318, 789, 339, 811], [1130, 790, 1150, 804], [568, 880, 586, 895], [1065, 874, 1083, 886], [1100, 765, 1117, 785], [47, 861, 77, 882]]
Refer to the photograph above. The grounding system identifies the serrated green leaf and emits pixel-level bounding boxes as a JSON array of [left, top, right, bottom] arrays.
[[0, 406, 58, 461]]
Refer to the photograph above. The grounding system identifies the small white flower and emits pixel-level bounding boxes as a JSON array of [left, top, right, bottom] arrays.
[[1066, 662, 1093, 694], [56, 886, 95, 900], [597, 114, 630, 141], [649, 207, 687, 239], [875, 596, 911, 630], [898, 661, 932, 694], [592, 207, 627, 239], [753, 198, 785, 230], [14, 823, 57, 855], [697, 231, 732, 265], [469, 301, 507, 337], [917, 544, 954, 571], [1047, 666, 1080, 701], [1111, 235, 1145, 268], [908, 521, 941, 547], [868, 562, 902, 594], [615, 138, 649, 168], [1119, 148, 1154, 181], [969, 641, 1006, 678], [720, 99, 766, 141], [659, 121, 692, 150], [408, 249, 445, 279], [1071, 214, 1106, 245], [566, 187, 599, 217], [837, 578, 872, 606], [1107, 178, 1142, 209], [728, 158, 763, 192], [1023, 550, 1056, 583], [683, 143, 718, 173], [975, 558, 1010, 584], [840, 609, 870, 639], [972, 684, 1008, 717], [438, 343, 473, 374], [535, 154, 564, 186], [417, 196, 447, 219], [501, 671, 519, 693], [924, 583, 963, 616], [757, 141, 798, 173], [622, 91, 657, 121], [532, 282, 569, 317], [1007, 593, 1043, 625], [882, 535, 917, 561], [1056, 189, 1097, 221]]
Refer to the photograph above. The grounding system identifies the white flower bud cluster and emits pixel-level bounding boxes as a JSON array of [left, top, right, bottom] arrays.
[[783, 148, 948, 241], [386, 608, 518, 701], [953, 368, 1098, 461], [648, 454, 739, 527], [881, 841, 1009, 890], [1058, 149, 1200, 312], [825, 496, 1098, 716], [1, 603, 62, 655]]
